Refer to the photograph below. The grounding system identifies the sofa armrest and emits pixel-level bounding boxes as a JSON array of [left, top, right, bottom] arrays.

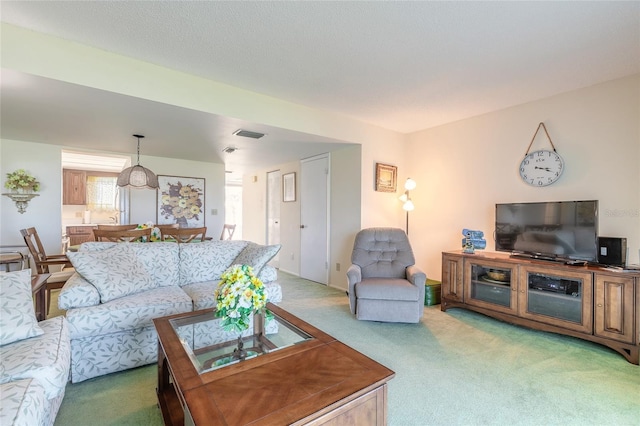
[[346, 264, 361, 314], [58, 273, 101, 310]]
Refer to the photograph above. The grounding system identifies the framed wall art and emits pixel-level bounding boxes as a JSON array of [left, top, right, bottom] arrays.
[[283, 172, 296, 202], [157, 175, 205, 227], [375, 163, 397, 192]]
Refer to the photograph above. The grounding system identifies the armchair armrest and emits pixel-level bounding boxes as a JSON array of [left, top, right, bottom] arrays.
[[346, 264, 362, 314], [407, 265, 426, 318], [406, 265, 426, 287]]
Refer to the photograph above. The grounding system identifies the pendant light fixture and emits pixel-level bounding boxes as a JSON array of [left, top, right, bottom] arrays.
[[117, 134, 159, 189]]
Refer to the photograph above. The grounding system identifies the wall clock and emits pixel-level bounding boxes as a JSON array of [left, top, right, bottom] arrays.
[[520, 122, 564, 187], [519, 149, 564, 186]]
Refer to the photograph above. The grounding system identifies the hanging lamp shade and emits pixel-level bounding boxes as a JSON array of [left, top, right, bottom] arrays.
[[117, 135, 159, 189]]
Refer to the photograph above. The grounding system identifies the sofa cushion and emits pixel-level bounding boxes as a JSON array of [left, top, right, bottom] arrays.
[[65, 286, 192, 340], [76, 241, 180, 287], [68, 244, 155, 302], [178, 241, 248, 285], [0, 316, 70, 401], [0, 269, 44, 345], [124, 242, 180, 287], [232, 242, 281, 274], [356, 278, 420, 302], [0, 378, 47, 426]]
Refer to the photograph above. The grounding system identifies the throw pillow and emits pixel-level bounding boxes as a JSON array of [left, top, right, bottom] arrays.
[[232, 243, 281, 274], [0, 269, 44, 346], [67, 244, 155, 303]]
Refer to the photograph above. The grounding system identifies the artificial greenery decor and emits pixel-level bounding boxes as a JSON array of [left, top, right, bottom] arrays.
[[4, 169, 40, 192]]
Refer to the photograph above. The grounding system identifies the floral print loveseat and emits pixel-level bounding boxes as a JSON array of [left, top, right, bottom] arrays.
[[0, 270, 71, 426], [58, 240, 281, 383]]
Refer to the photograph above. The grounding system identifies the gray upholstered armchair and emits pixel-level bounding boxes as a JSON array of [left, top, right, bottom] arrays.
[[347, 227, 426, 323]]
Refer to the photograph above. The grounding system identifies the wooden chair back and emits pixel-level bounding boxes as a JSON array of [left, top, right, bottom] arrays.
[[96, 224, 138, 231], [93, 228, 152, 243], [20, 227, 72, 274], [162, 227, 207, 243], [220, 224, 236, 240], [156, 224, 180, 232]]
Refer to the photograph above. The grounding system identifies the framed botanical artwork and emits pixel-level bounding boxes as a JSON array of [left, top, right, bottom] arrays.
[[375, 163, 397, 192], [283, 172, 296, 202], [156, 175, 205, 227]]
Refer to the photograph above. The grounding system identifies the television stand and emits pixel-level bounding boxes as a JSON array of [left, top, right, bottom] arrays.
[[441, 250, 639, 365]]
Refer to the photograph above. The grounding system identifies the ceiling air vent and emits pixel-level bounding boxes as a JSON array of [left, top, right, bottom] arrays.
[[233, 129, 265, 139], [222, 146, 237, 154]]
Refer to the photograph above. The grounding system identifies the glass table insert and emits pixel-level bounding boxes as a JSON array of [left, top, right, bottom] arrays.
[[169, 309, 313, 374]]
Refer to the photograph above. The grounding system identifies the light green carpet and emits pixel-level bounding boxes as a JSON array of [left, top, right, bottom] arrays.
[[52, 273, 639, 425]]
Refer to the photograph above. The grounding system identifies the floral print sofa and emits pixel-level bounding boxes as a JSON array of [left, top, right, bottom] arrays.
[[0, 270, 71, 426], [58, 240, 281, 383]]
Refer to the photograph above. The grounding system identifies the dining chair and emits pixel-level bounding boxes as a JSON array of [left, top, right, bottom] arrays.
[[219, 224, 236, 240], [162, 227, 207, 243], [96, 224, 139, 231], [93, 228, 152, 242], [20, 227, 75, 316], [155, 223, 179, 238]]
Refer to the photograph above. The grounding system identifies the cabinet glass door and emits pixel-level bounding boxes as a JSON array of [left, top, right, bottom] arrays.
[[520, 267, 592, 333], [466, 261, 516, 314]]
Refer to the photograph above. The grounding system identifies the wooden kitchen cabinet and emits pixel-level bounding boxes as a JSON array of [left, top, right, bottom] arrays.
[[63, 169, 86, 205]]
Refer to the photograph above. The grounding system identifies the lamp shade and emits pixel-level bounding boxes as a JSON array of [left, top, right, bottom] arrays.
[[117, 165, 159, 189], [117, 134, 159, 189], [404, 178, 417, 191], [403, 199, 415, 211]]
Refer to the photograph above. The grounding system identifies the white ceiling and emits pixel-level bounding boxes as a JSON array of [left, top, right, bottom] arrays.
[[1, 1, 639, 174]]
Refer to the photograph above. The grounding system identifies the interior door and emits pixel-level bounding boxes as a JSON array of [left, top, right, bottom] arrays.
[[266, 170, 281, 267], [300, 154, 329, 285]]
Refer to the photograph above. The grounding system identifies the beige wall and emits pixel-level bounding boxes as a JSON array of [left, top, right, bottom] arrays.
[[407, 74, 640, 280]]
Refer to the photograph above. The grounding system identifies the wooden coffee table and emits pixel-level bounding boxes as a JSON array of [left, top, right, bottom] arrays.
[[153, 303, 395, 425]]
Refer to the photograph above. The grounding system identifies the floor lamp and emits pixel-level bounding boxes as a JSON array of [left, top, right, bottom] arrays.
[[399, 178, 416, 235]]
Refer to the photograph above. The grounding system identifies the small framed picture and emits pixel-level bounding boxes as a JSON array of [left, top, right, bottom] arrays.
[[283, 172, 296, 202], [375, 163, 397, 192]]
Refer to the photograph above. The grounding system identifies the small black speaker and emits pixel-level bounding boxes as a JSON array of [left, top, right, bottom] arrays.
[[598, 237, 627, 267]]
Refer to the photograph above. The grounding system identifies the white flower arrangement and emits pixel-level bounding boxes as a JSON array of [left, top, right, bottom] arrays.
[[214, 264, 271, 332]]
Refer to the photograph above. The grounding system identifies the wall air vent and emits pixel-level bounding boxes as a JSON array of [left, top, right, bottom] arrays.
[[233, 129, 265, 139], [222, 146, 237, 154]]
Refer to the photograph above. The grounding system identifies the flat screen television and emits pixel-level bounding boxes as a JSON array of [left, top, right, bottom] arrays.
[[495, 200, 598, 262]]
